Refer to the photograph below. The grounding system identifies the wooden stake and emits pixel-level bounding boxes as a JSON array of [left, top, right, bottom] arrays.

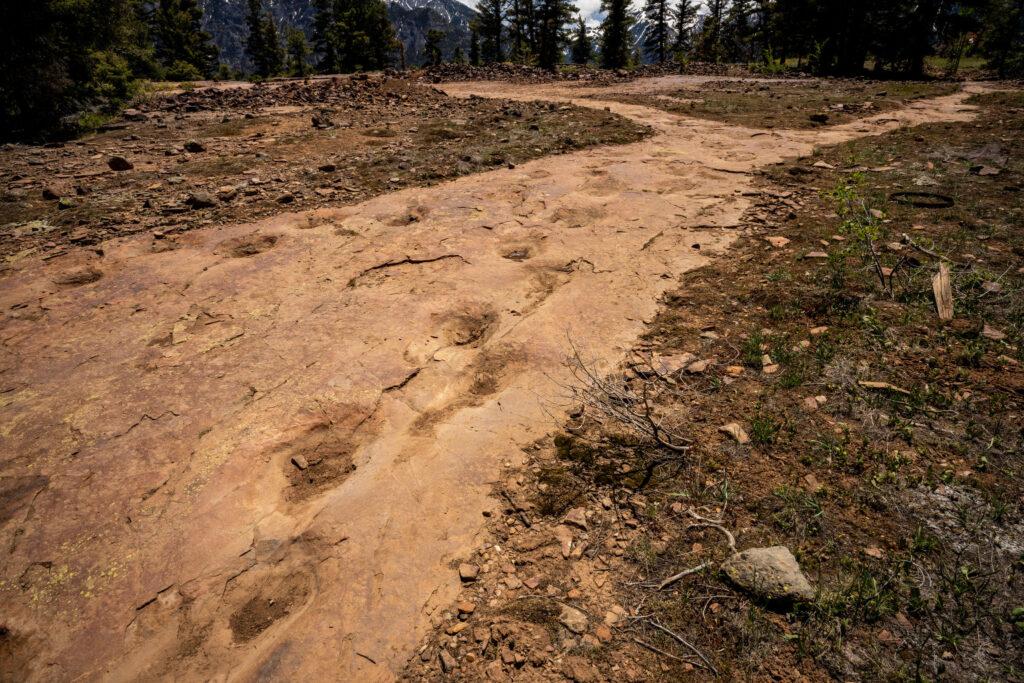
[[932, 262, 954, 321]]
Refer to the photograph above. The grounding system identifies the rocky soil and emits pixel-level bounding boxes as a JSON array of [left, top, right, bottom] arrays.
[[0, 75, 647, 263], [404, 86, 1024, 682]]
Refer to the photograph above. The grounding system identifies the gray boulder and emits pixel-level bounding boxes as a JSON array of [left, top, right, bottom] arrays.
[[722, 546, 814, 601]]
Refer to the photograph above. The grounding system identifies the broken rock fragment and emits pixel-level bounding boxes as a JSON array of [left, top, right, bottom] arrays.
[[458, 563, 479, 582], [722, 546, 814, 601], [438, 648, 457, 673], [107, 155, 133, 171], [719, 422, 749, 444], [559, 605, 588, 634], [185, 192, 216, 209], [562, 507, 587, 530]]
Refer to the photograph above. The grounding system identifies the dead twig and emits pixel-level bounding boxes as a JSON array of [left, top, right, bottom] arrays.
[[657, 562, 712, 590], [632, 637, 694, 664], [563, 339, 693, 455], [686, 509, 737, 553], [499, 489, 532, 528], [644, 619, 718, 674]]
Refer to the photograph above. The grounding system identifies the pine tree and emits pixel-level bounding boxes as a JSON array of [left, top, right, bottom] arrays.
[[154, 0, 219, 78], [696, 0, 727, 63], [453, 45, 467, 63], [671, 0, 697, 55], [724, 0, 755, 62], [508, 0, 532, 62], [983, 0, 1024, 77], [425, 29, 445, 66], [599, 0, 633, 69], [286, 27, 310, 76], [312, 0, 339, 72], [475, 0, 504, 63], [311, 0, 398, 73], [469, 27, 482, 65], [643, 0, 671, 64], [535, 0, 576, 70], [246, 0, 269, 75], [570, 15, 593, 65], [262, 12, 284, 75], [1, 0, 156, 140]]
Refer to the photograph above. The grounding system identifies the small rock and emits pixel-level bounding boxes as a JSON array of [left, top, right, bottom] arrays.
[[766, 235, 791, 248], [108, 155, 133, 171], [563, 507, 587, 529], [653, 352, 696, 376], [803, 473, 821, 492], [438, 648, 457, 673], [869, 208, 885, 220], [290, 455, 309, 470], [982, 324, 1006, 341], [185, 192, 216, 209], [446, 622, 469, 635], [981, 281, 1003, 294], [970, 165, 1001, 176], [686, 359, 710, 374], [458, 563, 479, 582], [554, 524, 573, 558], [722, 546, 814, 601], [594, 625, 613, 643], [277, 193, 295, 204], [559, 605, 588, 634], [456, 601, 476, 615], [312, 111, 334, 129], [719, 423, 749, 444], [809, 326, 829, 336], [53, 266, 102, 287], [184, 140, 206, 153], [217, 186, 238, 201], [562, 655, 599, 682], [804, 251, 829, 259]]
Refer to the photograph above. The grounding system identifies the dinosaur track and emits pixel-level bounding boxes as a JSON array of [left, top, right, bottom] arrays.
[[0, 77, 988, 681]]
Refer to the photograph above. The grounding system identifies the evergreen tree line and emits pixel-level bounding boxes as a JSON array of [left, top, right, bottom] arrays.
[[0, 0, 394, 141], [1, 0, 222, 140], [471, 0, 1024, 75], [3, 0, 1023, 141]]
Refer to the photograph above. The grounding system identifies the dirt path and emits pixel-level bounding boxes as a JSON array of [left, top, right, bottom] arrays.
[[0, 79, 985, 681]]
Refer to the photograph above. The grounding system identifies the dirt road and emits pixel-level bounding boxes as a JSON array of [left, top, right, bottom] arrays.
[[0, 78, 984, 681]]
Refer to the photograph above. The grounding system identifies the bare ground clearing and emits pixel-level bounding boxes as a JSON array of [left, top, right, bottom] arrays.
[[0, 76, 1001, 681]]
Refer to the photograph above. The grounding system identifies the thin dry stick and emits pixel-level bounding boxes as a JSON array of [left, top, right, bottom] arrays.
[[563, 339, 693, 454], [645, 619, 718, 674], [658, 562, 712, 591], [900, 232, 960, 264], [686, 509, 737, 553], [687, 523, 737, 554], [657, 509, 738, 589], [632, 637, 694, 664]]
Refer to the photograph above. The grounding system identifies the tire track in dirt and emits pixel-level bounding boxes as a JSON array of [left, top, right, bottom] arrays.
[[0, 79, 987, 681]]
